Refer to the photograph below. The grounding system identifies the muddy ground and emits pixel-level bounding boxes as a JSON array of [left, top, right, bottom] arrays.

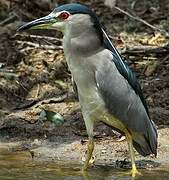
[[0, 0, 169, 170]]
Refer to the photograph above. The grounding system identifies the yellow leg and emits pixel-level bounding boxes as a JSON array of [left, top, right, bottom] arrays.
[[126, 135, 141, 177], [82, 137, 94, 171]]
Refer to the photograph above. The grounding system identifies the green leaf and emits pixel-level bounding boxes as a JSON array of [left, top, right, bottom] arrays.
[[39, 110, 64, 125]]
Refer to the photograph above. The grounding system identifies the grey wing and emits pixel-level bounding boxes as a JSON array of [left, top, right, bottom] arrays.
[[102, 28, 150, 116], [95, 51, 157, 156]]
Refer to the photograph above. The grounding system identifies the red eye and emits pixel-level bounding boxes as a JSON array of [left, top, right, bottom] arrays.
[[59, 11, 70, 20]]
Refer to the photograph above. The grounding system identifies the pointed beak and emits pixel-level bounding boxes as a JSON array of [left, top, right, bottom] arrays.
[[17, 15, 55, 31]]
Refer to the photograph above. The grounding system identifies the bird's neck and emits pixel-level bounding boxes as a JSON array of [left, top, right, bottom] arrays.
[[63, 24, 102, 56], [62, 22, 104, 89]]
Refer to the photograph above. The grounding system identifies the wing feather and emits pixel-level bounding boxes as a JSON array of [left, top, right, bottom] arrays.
[[95, 39, 157, 155], [102, 29, 150, 117]]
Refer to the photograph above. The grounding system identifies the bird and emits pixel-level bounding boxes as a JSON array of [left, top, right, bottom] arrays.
[[18, 3, 157, 177]]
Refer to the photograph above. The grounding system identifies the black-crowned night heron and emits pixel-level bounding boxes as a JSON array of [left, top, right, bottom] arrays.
[[18, 3, 157, 177]]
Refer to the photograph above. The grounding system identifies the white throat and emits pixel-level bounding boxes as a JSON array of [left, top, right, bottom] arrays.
[[62, 14, 102, 57]]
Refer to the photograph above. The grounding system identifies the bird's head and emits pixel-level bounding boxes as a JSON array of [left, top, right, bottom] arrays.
[[18, 3, 103, 40]]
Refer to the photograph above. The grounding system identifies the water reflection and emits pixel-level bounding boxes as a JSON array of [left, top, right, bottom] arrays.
[[0, 151, 169, 180]]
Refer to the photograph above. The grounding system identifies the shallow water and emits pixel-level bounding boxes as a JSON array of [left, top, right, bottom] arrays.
[[0, 151, 169, 180]]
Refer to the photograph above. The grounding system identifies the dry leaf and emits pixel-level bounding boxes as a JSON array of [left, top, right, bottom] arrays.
[[138, 33, 166, 46], [148, 33, 166, 46]]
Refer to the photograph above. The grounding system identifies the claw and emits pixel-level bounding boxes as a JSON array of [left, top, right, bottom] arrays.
[[130, 167, 141, 178], [122, 168, 141, 178]]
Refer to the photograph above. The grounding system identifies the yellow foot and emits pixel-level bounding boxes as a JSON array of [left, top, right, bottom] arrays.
[[130, 168, 142, 178], [82, 165, 87, 172], [122, 168, 141, 178]]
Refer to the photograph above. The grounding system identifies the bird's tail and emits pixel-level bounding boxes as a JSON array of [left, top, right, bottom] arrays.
[[132, 120, 157, 157]]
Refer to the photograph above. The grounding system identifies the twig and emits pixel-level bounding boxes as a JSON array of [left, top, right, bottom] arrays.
[[16, 80, 29, 92], [15, 33, 62, 43], [0, 14, 17, 26], [20, 47, 35, 53], [0, 70, 19, 78], [114, 6, 169, 37], [16, 40, 63, 50], [156, 54, 169, 69], [122, 43, 169, 55]]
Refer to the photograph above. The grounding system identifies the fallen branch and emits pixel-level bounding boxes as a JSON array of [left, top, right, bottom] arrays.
[[15, 92, 77, 110], [122, 43, 169, 55], [114, 6, 169, 37]]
